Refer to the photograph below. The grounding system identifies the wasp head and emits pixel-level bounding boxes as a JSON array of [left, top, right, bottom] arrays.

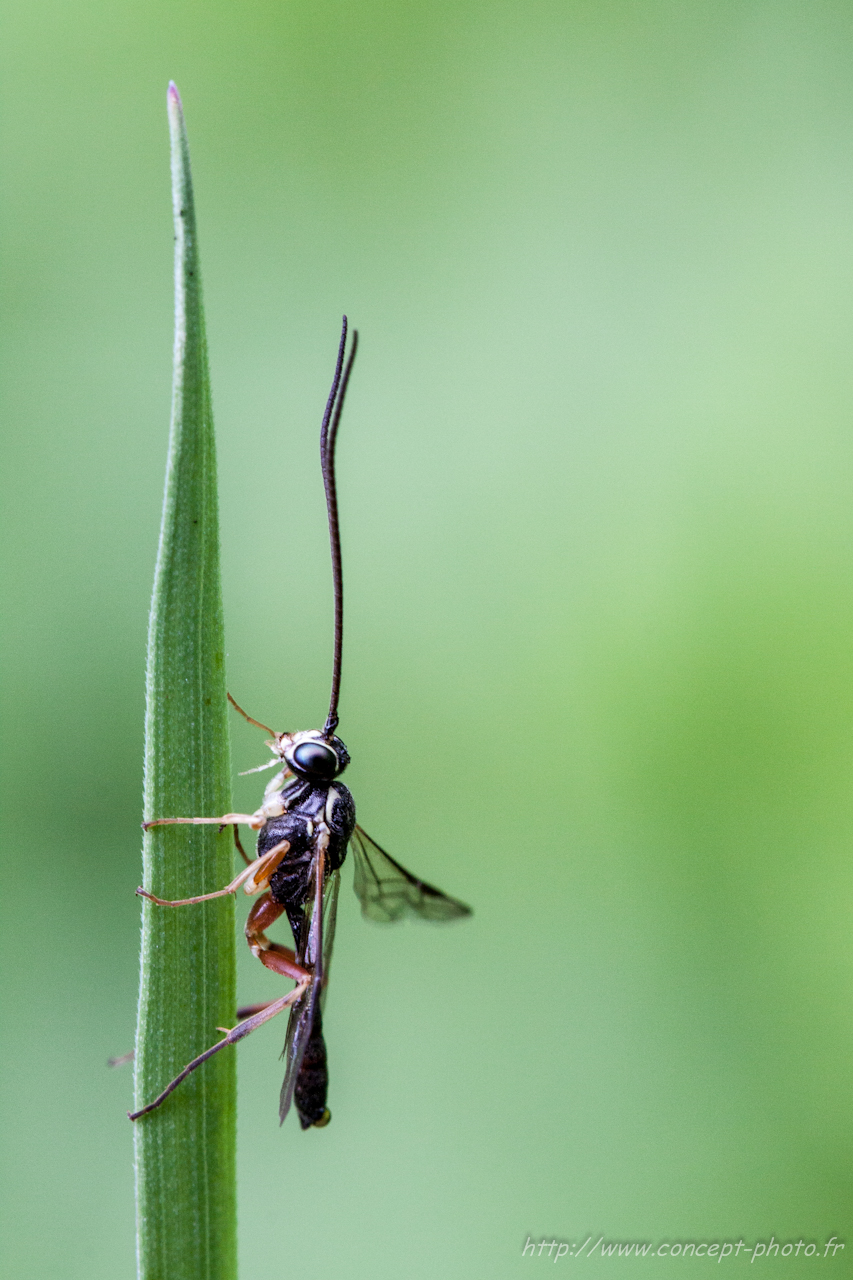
[[274, 730, 350, 783]]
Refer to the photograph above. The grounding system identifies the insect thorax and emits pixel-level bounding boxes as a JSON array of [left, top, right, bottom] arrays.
[[259, 779, 355, 914]]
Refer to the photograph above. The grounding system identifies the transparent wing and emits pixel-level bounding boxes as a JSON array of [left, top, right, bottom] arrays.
[[320, 868, 340, 1013], [278, 856, 338, 1125], [278, 988, 318, 1126], [350, 824, 472, 923]]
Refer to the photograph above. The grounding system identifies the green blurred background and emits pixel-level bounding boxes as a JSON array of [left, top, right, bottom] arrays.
[[3, 1, 853, 1275]]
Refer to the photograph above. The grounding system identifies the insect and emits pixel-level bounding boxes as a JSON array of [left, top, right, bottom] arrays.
[[130, 318, 471, 1129]]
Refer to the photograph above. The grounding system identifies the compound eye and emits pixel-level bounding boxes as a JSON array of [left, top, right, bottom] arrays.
[[292, 741, 338, 779]]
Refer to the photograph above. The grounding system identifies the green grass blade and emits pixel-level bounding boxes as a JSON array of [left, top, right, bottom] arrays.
[[133, 83, 237, 1280]]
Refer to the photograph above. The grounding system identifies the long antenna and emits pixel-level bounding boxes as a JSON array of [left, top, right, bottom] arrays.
[[321, 317, 358, 737]]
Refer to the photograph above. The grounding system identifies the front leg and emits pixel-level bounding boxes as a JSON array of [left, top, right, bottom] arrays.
[[143, 811, 266, 832], [142, 771, 292, 834]]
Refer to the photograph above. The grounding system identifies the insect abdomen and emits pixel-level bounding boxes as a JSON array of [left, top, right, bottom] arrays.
[[294, 1008, 331, 1129]]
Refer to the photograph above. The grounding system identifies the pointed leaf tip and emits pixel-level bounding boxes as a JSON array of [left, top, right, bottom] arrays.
[[136, 79, 236, 1279]]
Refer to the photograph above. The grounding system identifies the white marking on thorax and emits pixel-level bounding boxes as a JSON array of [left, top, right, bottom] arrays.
[[325, 788, 339, 827]]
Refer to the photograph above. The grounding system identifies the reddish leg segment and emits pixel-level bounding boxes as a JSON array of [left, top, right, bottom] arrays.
[[245, 893, 305, 981]]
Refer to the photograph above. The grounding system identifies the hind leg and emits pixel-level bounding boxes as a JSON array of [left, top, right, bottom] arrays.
[[128, 982, 309, 1120]]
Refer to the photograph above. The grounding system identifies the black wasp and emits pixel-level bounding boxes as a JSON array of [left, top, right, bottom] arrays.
[[130, 319, 471, 1130]]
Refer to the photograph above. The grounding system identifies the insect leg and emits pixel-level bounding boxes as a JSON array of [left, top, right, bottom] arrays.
[[136, 839, 291, 907], [143, 812, 264, 831], [232, 824, 252, 865], [226, 691, 276, 735], [145, 785, 289, 834], [128, 984, 309, 1121], [235, 1002, 276, 1019], [245, 893, 307, 982]]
